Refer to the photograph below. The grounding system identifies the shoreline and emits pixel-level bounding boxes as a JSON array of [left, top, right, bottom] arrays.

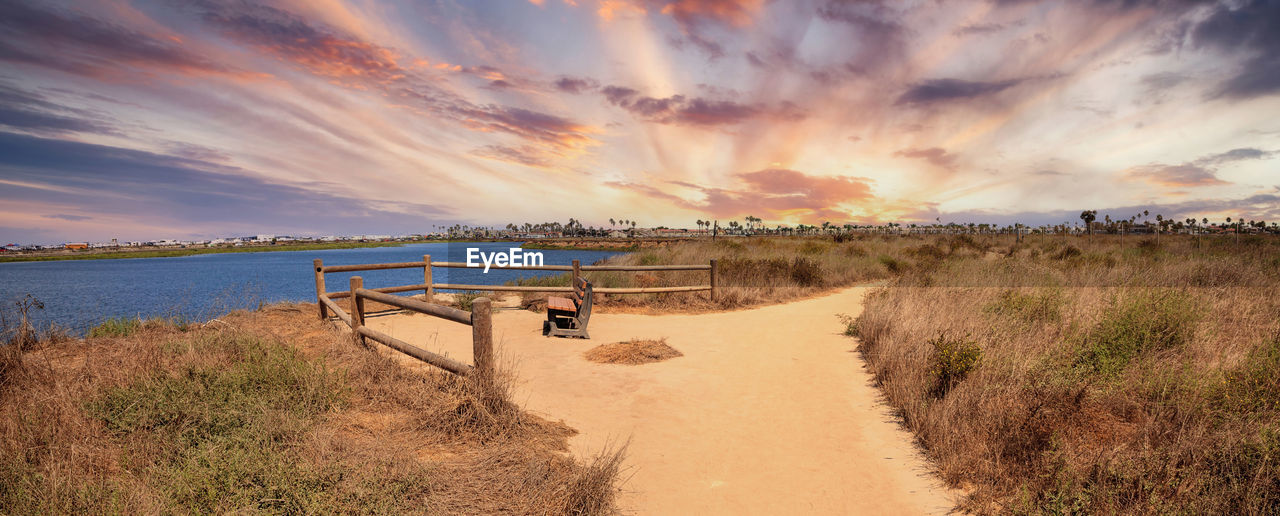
[[0, 240, 504, 264]]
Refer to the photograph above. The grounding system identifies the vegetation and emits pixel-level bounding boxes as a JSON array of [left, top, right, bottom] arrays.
[[0, 304, 621, 513], [583, 338, 682, 365], [7, 229, 1278, 513], [850, 233, 1280, 514], [0, 241, 414, 263], [517, 235, 923, 311], [451, 290, 484, 311], [86, 316, 143, 338]]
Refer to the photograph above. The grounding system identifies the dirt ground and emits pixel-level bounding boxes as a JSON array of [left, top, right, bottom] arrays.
[[366, 287, 957, 514]]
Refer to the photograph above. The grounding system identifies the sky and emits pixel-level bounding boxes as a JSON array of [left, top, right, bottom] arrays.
[[0, 0, 1277, 243]]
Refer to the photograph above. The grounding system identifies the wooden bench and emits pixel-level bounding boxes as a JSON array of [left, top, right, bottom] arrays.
[[543, 277, 592, 338]]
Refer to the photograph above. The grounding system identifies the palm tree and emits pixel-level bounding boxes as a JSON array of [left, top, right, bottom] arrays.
[[1080, 210, 1097, 237]]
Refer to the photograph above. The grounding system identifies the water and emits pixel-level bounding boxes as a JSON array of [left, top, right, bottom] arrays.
[[0, 243, 623, 334]]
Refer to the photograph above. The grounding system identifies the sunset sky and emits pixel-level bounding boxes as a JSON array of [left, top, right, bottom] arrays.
[[1, 0, 1277, 243]]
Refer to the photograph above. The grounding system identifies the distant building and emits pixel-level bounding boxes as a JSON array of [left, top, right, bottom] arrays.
[[65, 242, 88, 250]]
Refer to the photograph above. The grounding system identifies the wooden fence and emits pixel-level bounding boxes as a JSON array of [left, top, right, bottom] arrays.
[[311, 255, 715, 375], [317, 273, 490, 376], [314, 255, 717, 301]]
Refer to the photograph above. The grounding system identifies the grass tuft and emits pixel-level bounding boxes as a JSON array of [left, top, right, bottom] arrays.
[[87, 317, 143, 338], [584, 338, 682, 365]]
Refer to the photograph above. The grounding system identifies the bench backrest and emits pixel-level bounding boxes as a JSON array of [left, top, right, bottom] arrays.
[[573, 277, 586, 304], [576, 278, 593, 326]]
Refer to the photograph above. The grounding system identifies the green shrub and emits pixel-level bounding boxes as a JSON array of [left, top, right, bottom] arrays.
[[88, 317, 142, 338], [928, 333, 982, 398], [1073, 291, 1197, 377], [879, 255, 907, 274], [637, 253, 660, 266], [455, 290, 483, 311], [984, 288, 1065, 323]]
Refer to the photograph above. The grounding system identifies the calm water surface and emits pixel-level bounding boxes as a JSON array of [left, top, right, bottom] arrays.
[[0, 243, 623, 334]]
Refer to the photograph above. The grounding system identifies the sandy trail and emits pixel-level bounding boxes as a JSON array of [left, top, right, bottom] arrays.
[[369, 287, 955, 514]]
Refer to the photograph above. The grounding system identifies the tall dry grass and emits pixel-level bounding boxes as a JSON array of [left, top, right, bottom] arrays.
[[851, 233, 1280, 513], [518, 234, 933, 311], [0, 303, 622, 514]]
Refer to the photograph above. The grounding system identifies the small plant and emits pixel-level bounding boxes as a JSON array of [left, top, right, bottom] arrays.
[[455, 290, 483, 311], [88, 316, 142, 338], [928, 332, 982, 399], [836, 313, 858, 337], [984, 289, 1065, 323]]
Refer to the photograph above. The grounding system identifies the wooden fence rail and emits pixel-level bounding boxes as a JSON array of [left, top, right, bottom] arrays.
[[313, 254, 718, 311], [318, 274, 489, 376], [310, 253, 716, 375]]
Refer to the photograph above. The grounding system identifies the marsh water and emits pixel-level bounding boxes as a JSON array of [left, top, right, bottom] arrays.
[[0, 242, 622, 334]]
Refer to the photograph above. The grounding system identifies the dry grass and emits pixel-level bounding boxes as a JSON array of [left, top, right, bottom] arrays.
[[0, 303, 622, 514], [850, 233, 1280, 514], [584, 338, 683, 365], [518, 234, 930, 312]]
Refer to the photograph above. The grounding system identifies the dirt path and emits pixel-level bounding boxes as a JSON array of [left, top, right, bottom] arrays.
[[369, 287, 956, 514]]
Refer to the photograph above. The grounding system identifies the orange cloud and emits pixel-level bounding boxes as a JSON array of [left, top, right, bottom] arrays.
[[609, 168, 876, 223], [1126, 164, 1230, 188], [659, 0, 763, 27], [201, 4, 408, 84], [593, 0, 761, 26], [597, 0, 647, 20]]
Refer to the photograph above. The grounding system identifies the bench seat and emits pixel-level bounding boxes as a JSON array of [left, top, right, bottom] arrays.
[[543, 278, 592, 339]]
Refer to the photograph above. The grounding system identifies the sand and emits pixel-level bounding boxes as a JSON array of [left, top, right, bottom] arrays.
[[367, 287, 956, 514]]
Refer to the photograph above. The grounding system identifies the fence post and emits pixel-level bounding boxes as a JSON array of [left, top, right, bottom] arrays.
[[423, 254, 433, 303], [572, 259, 581, 286], [313, 259, 327, 320], [350, 276, 366, 346], [471, 297, 493, 376], [709, 259, 718, 302]]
